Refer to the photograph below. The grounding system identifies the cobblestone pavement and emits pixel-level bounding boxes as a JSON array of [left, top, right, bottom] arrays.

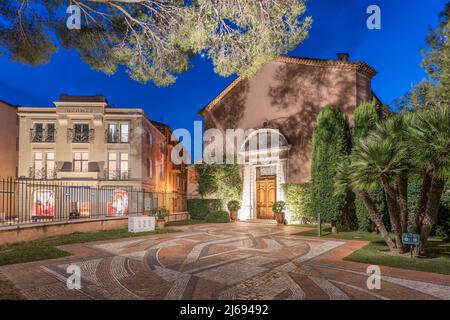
[[1, 222, 450, 300]]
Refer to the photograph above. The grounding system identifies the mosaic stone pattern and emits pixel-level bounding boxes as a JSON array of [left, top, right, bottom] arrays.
[[1, 223, 450, 300]]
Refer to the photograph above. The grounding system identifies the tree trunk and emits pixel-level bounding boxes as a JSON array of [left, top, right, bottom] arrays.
[[413, 171, 432, 256], [381, 179, 406, 253], [397, 173, 409, 234], [414, 171, 432, 234], [360, 190, 397, 251], [417, 176, 446, 254]]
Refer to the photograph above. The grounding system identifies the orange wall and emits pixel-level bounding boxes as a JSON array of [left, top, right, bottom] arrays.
[[0, 101, 18, 178], [202, 59, 374, 183]]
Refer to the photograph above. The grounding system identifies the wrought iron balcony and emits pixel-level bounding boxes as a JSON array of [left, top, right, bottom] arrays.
[[104, 169, 131, 180], [67, 128, 95, 143], [30, 129, 56, 143], [28, 167, 57, 180]]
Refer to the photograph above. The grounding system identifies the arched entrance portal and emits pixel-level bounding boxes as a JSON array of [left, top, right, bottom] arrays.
[[239, 128, 291, 221]]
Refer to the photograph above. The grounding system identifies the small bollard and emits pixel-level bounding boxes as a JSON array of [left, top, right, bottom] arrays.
[[318, 212, 322, 237]]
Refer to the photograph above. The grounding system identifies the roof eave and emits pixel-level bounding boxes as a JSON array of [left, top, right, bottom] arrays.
[[197, 55, 378, 117]]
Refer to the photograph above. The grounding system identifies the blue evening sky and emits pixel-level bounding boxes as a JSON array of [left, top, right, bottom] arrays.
[[0, 0, 447, 160]]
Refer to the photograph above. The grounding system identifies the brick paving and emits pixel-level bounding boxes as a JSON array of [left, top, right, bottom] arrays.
[[1, 222, 449, 300]]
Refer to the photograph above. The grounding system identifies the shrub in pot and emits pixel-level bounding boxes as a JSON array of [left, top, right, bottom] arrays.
[[272, 201, 286, 225], [206, 210, 230, 223], [150, 207, 169, 229], [227, 200, 241, 222]]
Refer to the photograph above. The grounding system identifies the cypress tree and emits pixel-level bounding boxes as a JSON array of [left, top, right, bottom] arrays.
[[311, 107, 351, 226]]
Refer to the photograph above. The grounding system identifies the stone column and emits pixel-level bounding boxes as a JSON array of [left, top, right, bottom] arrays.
[[277, 160, 291, 223], [239, 164, 251, 220]]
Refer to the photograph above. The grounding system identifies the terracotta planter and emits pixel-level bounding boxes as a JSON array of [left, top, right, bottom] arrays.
[[230, 211, 238, 222], [156, 218, 165, 229], [275, 212, 285, 225]]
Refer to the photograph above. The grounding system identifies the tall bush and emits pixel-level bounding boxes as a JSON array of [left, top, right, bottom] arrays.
[[352, 100, 386, 231], [282, 183, 313, 223], [187, 199, 223, 219], [311, 107, 351, 225]]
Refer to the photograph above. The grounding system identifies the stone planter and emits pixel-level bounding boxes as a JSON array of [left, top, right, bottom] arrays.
[[156, 218, 165, 229], [276, 212, 285, 225], [229, 211, 238, 222]]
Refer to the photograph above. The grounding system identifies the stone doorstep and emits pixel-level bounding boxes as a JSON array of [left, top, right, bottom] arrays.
[[242, 219, 277, 225]]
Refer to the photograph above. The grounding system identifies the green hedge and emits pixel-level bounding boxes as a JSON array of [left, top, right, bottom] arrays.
[[187, 199, 223, 219], [282, 183, 313, 222], [351, 100, 382, 231], [407, 178, 449, 238], [433, 182, 450, 239], [206, 210, 230, 223], [311, 107, 351, 223]]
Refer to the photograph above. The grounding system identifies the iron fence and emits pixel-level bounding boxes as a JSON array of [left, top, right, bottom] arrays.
[[0, 177, 187, 227]]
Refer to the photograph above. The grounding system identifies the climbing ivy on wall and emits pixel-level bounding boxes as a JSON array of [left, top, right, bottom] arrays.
[[282, 183, 313, 222], [195, 163, 242, 205]]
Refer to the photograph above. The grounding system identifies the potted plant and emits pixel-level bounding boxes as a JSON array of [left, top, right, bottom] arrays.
[[272, 201, 286, 225], [227, 200, 241, 222], [151, 207, 169, 229]]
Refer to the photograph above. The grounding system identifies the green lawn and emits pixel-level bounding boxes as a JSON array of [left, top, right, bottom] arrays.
[[296, 227, 450, 275], [0, 228, 177, 267], [290, 224, 319, 228], [165, 219, 207, 226]]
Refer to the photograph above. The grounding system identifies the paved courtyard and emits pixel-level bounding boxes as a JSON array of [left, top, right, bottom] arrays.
[[1, 222, 450, 300]]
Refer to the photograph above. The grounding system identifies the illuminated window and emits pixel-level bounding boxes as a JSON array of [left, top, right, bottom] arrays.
[[46, 152, 55, 178], [108, 152, 129, 179], [34, 152, 43, 178], [107, 123, 129, 143], [146, 158, 153, 178], [73, 152, 88, 172], [120, 153, 129, 177], [147, 132, 153, 145]]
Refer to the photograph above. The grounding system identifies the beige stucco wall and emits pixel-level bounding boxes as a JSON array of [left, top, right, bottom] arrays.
[[17, 104, 146, 184], [0, 101, 18, 178], [16, 99, 187, 213], [0, 217, 128, 245], [202, 59, 375, 184]]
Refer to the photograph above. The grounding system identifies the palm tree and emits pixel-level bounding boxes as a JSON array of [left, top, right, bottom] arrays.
[[343, 117, 410, 253], [336, 106, 450, 255], [407, 106, 450, 253], [335, 161, 397, 251]]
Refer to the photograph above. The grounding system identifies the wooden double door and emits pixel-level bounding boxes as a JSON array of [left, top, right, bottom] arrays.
[[256, 177, 276, 220]]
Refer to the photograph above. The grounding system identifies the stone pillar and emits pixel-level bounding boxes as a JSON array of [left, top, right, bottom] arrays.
[[277, 160, 291, 223], [239, 164, 251, 220]]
